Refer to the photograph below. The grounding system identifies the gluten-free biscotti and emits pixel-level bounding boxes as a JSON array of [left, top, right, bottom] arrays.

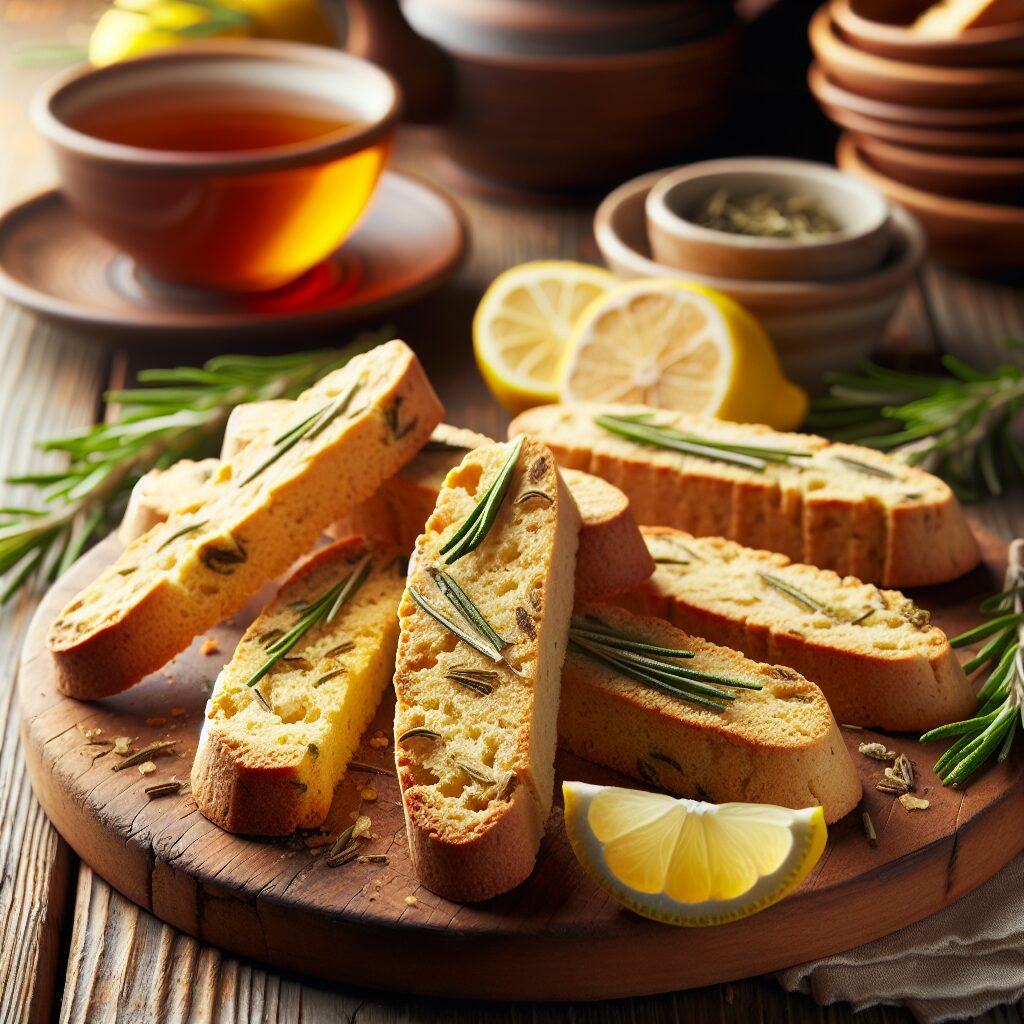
[[192, 537, 406, 835], [48, 341, 443, 700], [626, 528, 974, 731], [393, 437, 580, 901], [509, 402, 980, 587]]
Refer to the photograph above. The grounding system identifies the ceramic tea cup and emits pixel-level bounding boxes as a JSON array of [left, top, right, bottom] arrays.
[[33, 40, 400, 292]]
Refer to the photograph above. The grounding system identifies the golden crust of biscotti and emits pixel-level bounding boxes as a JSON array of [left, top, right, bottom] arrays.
[[191, 537, 405, 836], [558, 604, 863, 824], [626, 527, 974, 731], [392, 438, 580, 901], [48, 341, 443, 701], [509, 402, 980, 588]]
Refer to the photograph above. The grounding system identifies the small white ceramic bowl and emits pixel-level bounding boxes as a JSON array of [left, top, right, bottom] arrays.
[[597, 169, 924, 390], [645, 157, 893, 282]]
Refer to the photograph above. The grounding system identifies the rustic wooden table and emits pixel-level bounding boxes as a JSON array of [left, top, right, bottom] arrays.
[[2, 3, 1024, 1022]]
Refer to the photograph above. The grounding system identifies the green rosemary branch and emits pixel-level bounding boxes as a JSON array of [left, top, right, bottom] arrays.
[[569, 617, 762, 713], [807, 344, 1024, 498], [243, 554, 372, 690], [920, 538, 1024, 786], [594, 413, 809, 473], [0, 331, 389, 604], [440, 436, 523, 563]]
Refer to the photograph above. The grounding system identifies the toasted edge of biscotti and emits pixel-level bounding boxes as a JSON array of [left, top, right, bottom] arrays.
[[628, 527, 974, 731], [558, 603, 863, 824]]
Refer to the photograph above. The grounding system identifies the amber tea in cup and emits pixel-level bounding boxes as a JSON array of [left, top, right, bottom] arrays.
[[33, 41, 400, 292]]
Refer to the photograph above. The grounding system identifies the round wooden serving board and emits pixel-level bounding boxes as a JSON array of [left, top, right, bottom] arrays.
[[19, 527, 1024, 1002]]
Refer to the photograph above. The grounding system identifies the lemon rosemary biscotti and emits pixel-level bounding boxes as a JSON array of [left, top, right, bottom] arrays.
[[629, 528, 974, 731], [558, 605, 862, 824], [509, 403, 980, 587], [192, 537, 406, 835], [223, 409, 653, 600], [393, 436, 580, 902], [48, 341, 443, 700], [117, 457, 219, 544]]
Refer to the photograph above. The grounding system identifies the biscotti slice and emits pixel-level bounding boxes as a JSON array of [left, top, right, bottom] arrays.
[[509, 402, 979, 587], [393, 437, 580, 901], [117, 458, 219, 544], [224, 407, 653, 600], [48, 340, 443, 700], [628, 528, 974, 731], [192, 537, 406, 835], [558, 604, 862, 824]]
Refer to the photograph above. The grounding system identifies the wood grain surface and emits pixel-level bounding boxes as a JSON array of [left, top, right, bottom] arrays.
[[1, 1, 1023, 1022]]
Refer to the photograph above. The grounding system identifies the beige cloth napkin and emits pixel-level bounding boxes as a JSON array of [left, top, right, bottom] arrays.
[[777, 853, 1024, 1022]]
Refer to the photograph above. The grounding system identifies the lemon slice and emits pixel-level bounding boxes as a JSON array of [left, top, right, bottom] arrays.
[[562, 781, 826, 927], [474, 261, 616, 414], [559, 279, 808, 432]]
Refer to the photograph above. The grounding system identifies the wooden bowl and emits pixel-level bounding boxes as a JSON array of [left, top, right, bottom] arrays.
[[595, 169, 924, 387], [837, 133, 1024, 276], [830, 0, 1024, 66], [435, 24, 743, 191], [856, 135, 1024, 203], [809, 64, 1024, 153], [645, 157, 892, 282], [809, 5, 1024, 107]]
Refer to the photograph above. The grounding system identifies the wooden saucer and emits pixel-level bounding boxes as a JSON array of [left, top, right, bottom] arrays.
[[0, 172, 466, 341]]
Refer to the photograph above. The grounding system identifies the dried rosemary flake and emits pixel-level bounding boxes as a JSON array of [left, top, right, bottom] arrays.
[[878, 769, 909, 794], [515, 606, 537, 640], [252, 687, 273, 714], [894, 753, 915, 790], [398, 727, 442, 743], [695, 188, 840, 239], [116, 566, 138, 576], [325, 641, 355, 658], [360, 854, 390, 865], [112, 740, 177, 771], [899, 794, 930, 811], [514, 489, 552, 506], [859, 742, 896, 761], [529, 456, 548, 482], [861, 810, 878, 847], [157, 519, 207, 551], [145, 780, 182, 798], [840, 723, 863, 732], [326, 846, 361, 867], [347, 760, 395, 777], [312, 667, 345, 689]]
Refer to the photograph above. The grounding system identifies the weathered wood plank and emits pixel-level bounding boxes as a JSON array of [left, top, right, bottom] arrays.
[[0, 309, 109, 1024]]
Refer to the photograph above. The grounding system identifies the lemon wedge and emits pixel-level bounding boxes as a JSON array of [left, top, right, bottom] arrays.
[[562, 781, 826, 926], [558, 279, 808, 432], [474, 261, 616, 414]]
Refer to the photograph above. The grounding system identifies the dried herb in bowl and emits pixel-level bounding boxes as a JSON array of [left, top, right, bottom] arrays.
[[694, 189, 841, 239]]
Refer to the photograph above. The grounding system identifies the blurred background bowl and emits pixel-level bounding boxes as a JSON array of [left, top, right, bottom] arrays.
[[837, 134, 1024, 276], [595, 169, 924, 388], [830, 0, 1024, 65], [645, 156, 892, 282], [855, 134, 1024, 203], [809, 5, 1024, 106]]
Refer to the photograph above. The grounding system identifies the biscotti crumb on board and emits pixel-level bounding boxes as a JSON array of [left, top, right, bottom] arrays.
[[859, 742, 896, 761], [201, 638, 220, 656], [900, 794, 930, 811], [404, 895, 418, 907], [138, 761, 156, 775], [113, 736, 133, 755], [361, 787, 378, 802]]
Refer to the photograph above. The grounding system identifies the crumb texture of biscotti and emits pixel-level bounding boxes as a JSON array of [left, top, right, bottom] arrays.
[[509, 402, 980, 587], [192, 538, 406, 835], [559, 604, 862, 824], [393, 437, 580, 902], [192, 536, 403, 831], [630, 528, 974, 731], [48, 341, 443, 700]]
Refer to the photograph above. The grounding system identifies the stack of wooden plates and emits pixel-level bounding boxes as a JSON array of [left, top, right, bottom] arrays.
[[808, 0, 1024, 275]]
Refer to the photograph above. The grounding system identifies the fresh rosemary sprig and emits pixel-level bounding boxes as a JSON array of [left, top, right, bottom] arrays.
[[243, 555, 372, 690], [440, 436, 523, 563], [569, 617, 761, 713], [0, 333, 388, 604], [920, 539, 1024, 786], [594, 413, 809, 473], [807, 345, 1024, 498]]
